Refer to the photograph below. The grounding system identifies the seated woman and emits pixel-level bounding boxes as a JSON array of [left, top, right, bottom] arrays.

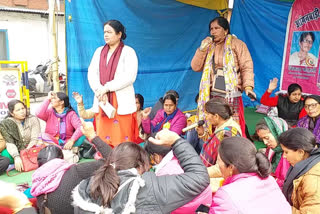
[[279, 128, 320, 213], [36, 91, 82, 149], [135, 93, 148, 143], [31, 120, 112, 214], [209, 137, 291, 213], [197, 98, 242, 170], [72, 129, 209, 213], [0, 99, 41, 172], [260, 78, 306, 126], [0, 132, 10, 175], [144, 141, 212, 214], [141, 94, 186, 135], [297, 95, 320, 144], [255, 117, 290, 188]]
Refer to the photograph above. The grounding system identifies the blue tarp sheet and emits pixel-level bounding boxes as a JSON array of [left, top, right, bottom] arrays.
[[230, 0, 293, 106], [66, 0, 293, 111]]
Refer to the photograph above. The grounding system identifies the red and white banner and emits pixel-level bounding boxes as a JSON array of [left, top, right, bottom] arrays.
[[280, 0, 320, 94], [0, 69, 21, 120]]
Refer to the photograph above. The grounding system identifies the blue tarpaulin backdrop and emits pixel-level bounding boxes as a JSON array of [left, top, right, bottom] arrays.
[[66, 0, 293, 111]]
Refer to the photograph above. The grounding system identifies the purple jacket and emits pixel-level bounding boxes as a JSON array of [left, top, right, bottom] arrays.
[[142, 109, 186, 135], [36, 99, 82, 142], [297, 116, 320, 143], [209, 173, 291, 214]]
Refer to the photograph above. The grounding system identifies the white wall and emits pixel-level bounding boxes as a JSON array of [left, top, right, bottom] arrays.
[[0, 11, 66, 74]]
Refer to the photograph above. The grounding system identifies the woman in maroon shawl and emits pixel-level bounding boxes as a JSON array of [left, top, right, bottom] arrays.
[[87, 20, 138, 147]]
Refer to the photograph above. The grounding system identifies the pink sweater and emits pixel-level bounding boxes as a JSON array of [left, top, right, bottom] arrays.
[[36, 99, 82, 142], [156, 151, 212, 214], [209, 173, 291, 214], [142, 109, 186, 135]]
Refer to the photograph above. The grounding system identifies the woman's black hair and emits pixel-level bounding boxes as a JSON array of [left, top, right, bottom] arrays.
[[209, 17, 230, 35], [37, 145, 64, 167], [205, 98, 233, 120], [278, 128, 316, 154], [299, 32, 315, 43], [56, 92, 74, 112], [255, 118, 269, 132], [163, 94, 177, 105], [144, 141, 171, 158], [7, 99, 29, 118], [219, 137, 271, 178], [305, 95, 320, 104], [90, 142, 149, 207], [287, 83, 302, 96], [104, 20, 127, 40], [135, 94, 144, 110]]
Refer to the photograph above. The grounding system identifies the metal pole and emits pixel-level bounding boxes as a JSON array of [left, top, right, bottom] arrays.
[[48, 0, 60, 92]]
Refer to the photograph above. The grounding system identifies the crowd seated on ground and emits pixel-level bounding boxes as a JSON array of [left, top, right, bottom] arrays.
[[3, 87, 320, 214], [254, 117, 290, 188], [0, 99, 42, 172], [30, 120, 112, 214], [72, 129, 209, 213], [261, 78, 306, 126]]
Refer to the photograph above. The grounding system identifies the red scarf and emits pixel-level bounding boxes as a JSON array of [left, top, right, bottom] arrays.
[[99, 41, 124, 105]]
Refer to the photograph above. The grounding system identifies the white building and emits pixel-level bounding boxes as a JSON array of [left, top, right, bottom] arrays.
[[0, 7, 66, 74]]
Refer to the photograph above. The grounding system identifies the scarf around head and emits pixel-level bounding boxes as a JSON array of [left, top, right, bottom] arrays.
[[152, 109, 178, 133], [282, 148, 320, 205], [264, 116, 288, 172], [31, 158, 74, 197], [99, 41, 124, 106], [197, 35, 237, 135]]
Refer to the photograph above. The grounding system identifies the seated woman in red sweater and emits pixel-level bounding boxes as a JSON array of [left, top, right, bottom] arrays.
[[261, 78, 306, 126]]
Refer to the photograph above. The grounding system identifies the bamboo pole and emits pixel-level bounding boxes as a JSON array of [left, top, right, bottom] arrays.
[[48, 0, 60, 92]]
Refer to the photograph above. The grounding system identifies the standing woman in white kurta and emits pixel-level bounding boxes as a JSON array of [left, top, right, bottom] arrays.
[[87, 20, 138, 147]]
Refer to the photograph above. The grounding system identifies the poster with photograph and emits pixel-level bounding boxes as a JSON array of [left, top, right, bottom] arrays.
[[0, 69, 21, 121], [280, 0, 320, 94]]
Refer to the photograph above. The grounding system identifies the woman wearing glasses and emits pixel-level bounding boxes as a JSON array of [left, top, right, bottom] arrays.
[[289, 32, 317, 67], [297, 95, 320, 143]]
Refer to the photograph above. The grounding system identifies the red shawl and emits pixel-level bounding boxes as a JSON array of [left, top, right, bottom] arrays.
[[99, 41, 124, 105]]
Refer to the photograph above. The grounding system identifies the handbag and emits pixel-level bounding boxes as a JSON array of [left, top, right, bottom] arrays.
[[79, 139, 96, 159], [212, 69, 227, 94], [20, 146, 45, 172], [62, 149, 79, 164]]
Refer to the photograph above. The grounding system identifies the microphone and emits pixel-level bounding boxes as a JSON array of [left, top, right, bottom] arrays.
[[182, 120, 205, 132], [210, 35, 215, 41]]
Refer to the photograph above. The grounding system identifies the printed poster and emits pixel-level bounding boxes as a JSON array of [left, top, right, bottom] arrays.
[[280, 0, 320, 94], [0, 69, 21, 121]]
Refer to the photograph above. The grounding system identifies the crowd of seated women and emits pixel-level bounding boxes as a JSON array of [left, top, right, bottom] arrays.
[[2, 83, 320, 213]]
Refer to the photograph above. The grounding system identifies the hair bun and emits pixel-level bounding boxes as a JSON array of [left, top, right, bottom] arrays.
[[255, 152, 271, 178]]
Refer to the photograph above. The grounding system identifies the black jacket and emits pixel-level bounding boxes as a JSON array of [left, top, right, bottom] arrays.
[[73, 138, 210, 214], [36, 137, 112, 214]]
